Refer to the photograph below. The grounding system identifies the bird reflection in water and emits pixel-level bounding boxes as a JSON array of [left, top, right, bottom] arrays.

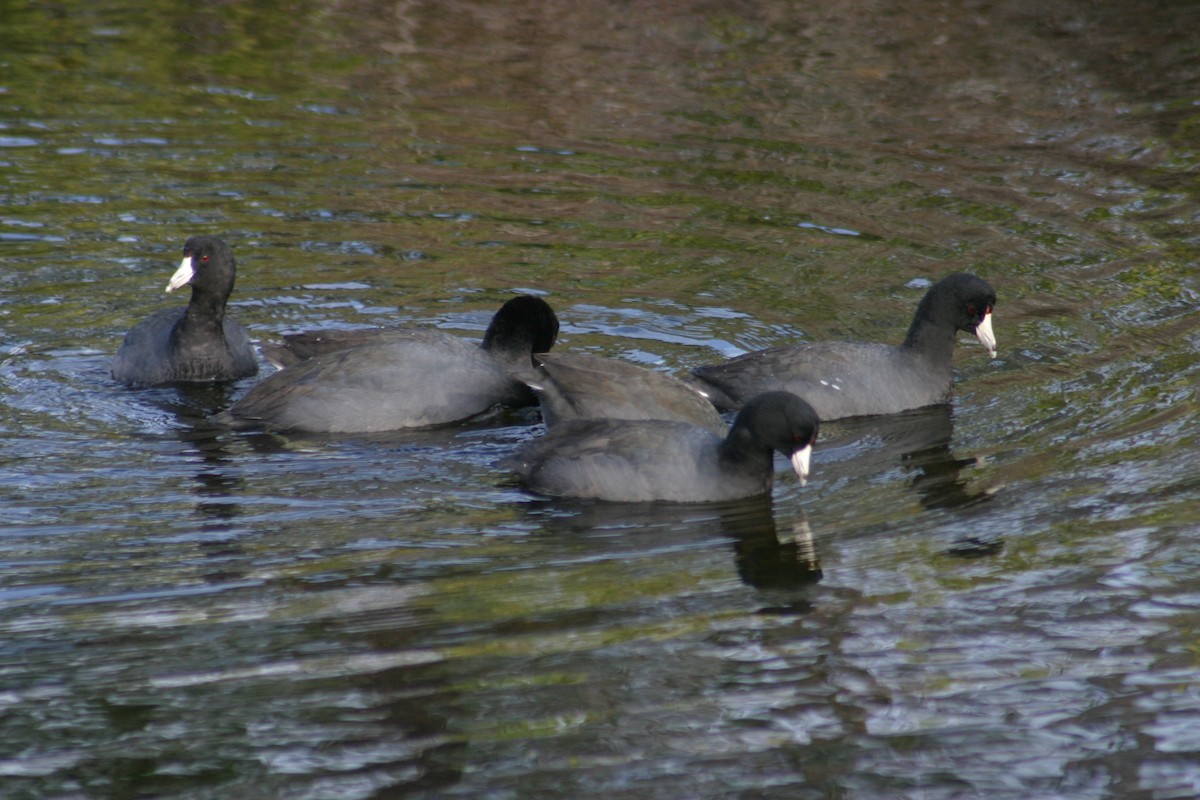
[[819, 404, 1001, 555], [516, 495, 824, 601], [138, 382, 252, 579]]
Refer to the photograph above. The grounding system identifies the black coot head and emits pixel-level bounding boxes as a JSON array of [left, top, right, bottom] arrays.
[[918, 273, 996, 356], [728, 391, 820, 484], [481, 295, 560, 359], [167, 235, 238, 304]]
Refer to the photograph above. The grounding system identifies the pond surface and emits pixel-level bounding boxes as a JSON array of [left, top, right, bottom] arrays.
[[2, 0, 1200, 797]]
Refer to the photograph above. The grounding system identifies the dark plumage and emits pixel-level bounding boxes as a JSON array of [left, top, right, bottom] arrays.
[[218, 295, 559, 433], [499, 391, 818, 503], [689, 273, 996, 420], [518, 352, 726, 435], [112, 235, 258, 386]]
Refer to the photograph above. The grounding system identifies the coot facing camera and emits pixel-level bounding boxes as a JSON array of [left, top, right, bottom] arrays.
[[112, 236, 258, 386]]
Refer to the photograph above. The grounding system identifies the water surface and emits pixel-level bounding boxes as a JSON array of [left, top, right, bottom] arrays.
[[2, 1, 1199, 797]]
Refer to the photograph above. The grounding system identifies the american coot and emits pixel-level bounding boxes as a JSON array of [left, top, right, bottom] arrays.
[[217, 295, 559, 433], [518, 352, 727, 435], [112, 236, 258, 386], [689, 273, 996, 420], [499, 390, 818, 503]]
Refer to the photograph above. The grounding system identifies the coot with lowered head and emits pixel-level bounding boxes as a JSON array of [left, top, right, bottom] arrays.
[[499, 390, 818, 503], [218, 295, 559, 433], [518, 351, 727, 435]]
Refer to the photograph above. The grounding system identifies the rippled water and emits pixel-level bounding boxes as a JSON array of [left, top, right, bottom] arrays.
[[2, 1, 1199, 797]]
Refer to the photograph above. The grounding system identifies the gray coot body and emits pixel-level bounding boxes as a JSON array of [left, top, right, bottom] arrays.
[[499, 390, 818, 503], [218, 295, 559, 433], [112, 236, 258, 386], [690, 273, 996, 420], [519, 352, 727, 435]]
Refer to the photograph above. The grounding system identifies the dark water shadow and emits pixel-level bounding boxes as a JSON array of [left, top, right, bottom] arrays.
[[343, 652, 469, 799], [816, 405, 1002, 556], [124, 382, 258, 578], [819, 405, 990, 512], [515, 495, 823, 599]]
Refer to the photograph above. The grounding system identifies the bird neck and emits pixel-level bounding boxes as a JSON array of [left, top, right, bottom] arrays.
[[717, 424, 771, 471], [900, 309, 957, 364], [176, 289, 228, 341]]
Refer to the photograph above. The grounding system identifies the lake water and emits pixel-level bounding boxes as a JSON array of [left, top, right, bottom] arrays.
[[2, 1, 1199, 797]]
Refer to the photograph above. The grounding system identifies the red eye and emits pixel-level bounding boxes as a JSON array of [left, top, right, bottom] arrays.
[[200, 255, 209, 263]]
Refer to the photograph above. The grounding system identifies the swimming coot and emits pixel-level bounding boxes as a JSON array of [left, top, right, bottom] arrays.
[[518, 351, 727, 435], [499, 390, 818, 503], [689, 273, 996, 420], [112, 236, 258, 386], [218, 295, 559, 433]]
